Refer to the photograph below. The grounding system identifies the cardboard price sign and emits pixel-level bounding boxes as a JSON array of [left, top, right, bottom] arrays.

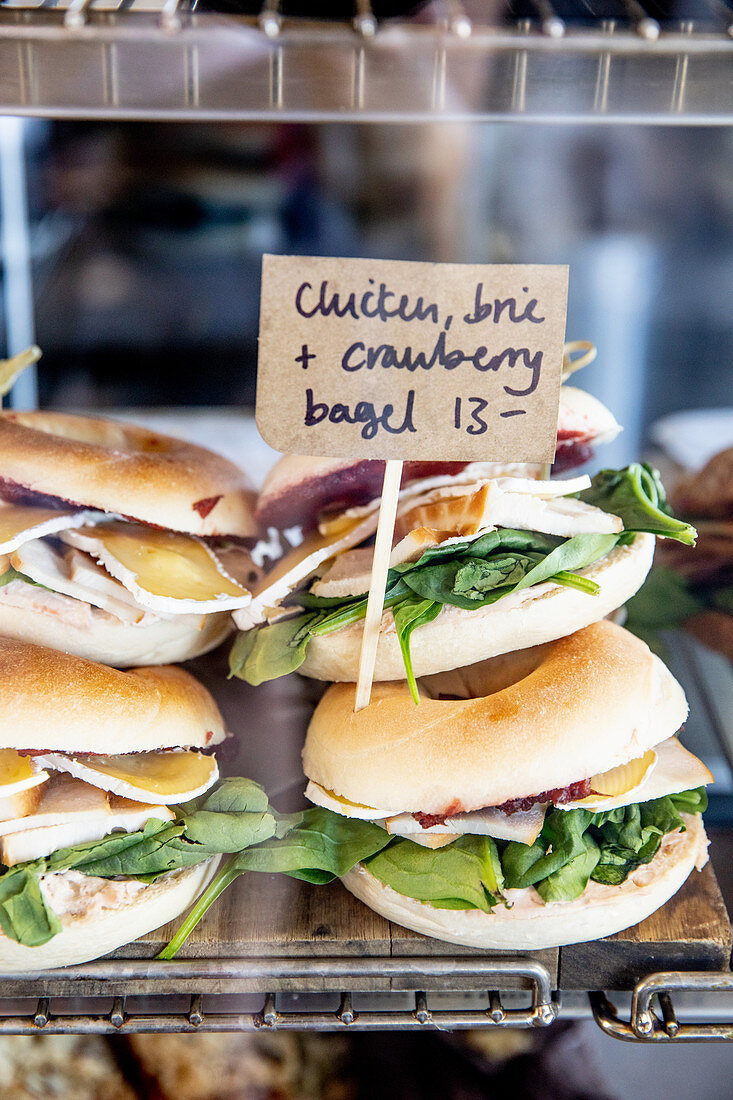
[[256, 255, 568, 463]]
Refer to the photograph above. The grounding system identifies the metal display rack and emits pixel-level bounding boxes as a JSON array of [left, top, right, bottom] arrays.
[[0, 0, 731, 122]]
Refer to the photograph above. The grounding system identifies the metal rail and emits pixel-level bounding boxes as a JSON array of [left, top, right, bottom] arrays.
[[6, 966, 733, 1036], [0, 0, 731, 122], [0, 955, 559, 1033], [592, 972, 733, 1041]]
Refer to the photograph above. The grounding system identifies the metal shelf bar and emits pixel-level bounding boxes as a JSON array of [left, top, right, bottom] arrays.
[[0, 8, 730, 123]]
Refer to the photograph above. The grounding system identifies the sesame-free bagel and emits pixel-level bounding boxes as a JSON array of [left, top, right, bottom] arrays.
[[0, 638, 227, 753], [303, 620, 688, 815], [0, 412, 257, 537], [299, 532, 655, 683]]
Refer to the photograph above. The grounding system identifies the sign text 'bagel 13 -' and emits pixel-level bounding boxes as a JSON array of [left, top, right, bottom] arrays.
[[256, 255, 568, 462]]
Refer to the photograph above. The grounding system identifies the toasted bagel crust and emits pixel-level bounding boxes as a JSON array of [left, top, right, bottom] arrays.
[[0, 598, 232, 667], [341, 815, 707, 950], [0, 638, 226, 752], [300, 533, 654, 683], [0, 860, 217, 972], [0, 412, 257, 537], [304, 620, 688, 813]]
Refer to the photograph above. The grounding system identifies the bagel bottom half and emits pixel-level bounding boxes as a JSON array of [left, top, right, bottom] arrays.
[[299, 533, 654, 682], [0, 598, 232, 667], [340, 815, 708, 951], [0, 859, 218, 972]]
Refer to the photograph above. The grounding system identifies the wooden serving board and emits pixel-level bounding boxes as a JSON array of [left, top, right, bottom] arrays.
[[560, 862, 731, 989]]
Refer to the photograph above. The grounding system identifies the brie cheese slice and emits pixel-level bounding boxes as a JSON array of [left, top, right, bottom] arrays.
[[305, 780, 403, 820], [0, 750, 49, 800], [32, 750, 218, 805], [11, 540, 152, 624], [62, 522, 252, 614], [559, 737, 713, 812]]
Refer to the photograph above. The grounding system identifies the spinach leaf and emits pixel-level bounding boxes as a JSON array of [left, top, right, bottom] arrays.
[[158, 809, 390, 958], [229, 612, 325, 685], [579, 464, 696, 545], [536, 833, 600, 902], [0, 867, 62, 947], [393, 597, 442, 703], [671, 787, 708, 815], [503, 809, 593, 889], [177, 777, 277, 853], [365, 835, 504, 913], [236, 807, 390, 882], [513, 532, 620, 592], [46, 818, 185, 875]]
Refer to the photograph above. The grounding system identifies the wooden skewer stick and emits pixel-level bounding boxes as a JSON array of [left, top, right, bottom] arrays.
[[354, 458, 403, 712]]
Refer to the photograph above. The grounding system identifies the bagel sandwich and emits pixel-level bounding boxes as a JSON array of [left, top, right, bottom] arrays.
[[231, 459, 696, 697], [0, 639, 276, 970], [299, 621, 712, 950], [0, 411, 263, 666]]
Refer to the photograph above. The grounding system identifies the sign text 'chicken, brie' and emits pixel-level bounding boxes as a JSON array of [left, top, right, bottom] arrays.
[[256, 256, 568, 462]]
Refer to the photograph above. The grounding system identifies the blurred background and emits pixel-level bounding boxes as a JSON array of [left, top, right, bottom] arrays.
[[4, 120, 731, 472]]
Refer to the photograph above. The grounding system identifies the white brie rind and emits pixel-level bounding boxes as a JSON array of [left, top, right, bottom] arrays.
[[0, 786, 175, 867], [0, 504, 110, 556], [60, 523, 253, 615], [32, 749, 218, 805], [10, 539, 154, 625], [558, 737, 713, 812], [383, 805, 546, 846]]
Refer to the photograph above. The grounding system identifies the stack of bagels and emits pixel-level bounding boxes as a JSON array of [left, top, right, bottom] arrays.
[[243, 385, 712, 950], [0, 411, 262, 969]]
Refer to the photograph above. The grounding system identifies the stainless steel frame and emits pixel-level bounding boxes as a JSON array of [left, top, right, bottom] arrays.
[[0, 0, 731, 123]]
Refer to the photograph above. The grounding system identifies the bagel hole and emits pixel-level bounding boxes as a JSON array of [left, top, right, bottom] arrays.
[[419, 644, 550, 700]]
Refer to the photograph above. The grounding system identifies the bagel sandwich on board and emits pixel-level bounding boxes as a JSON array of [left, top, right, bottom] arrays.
[[296, 621, 711, 950], [0, 410, 261, 666], [231, 447, 696, 699], [0, 638, 278, 970]]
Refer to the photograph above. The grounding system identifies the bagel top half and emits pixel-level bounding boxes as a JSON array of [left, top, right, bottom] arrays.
[[0, 411, 257, 538], [303, 620, 688, 815], [0, 637, 225, 753], [256, 385, 621, 533]]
